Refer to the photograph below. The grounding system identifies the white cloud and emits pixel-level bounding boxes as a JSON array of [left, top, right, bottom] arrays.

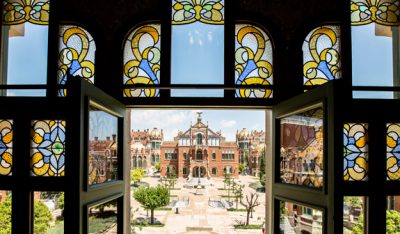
[[220, 120, 237, 128], [207, 32, 213, 42], [189, 35, 194, 45]]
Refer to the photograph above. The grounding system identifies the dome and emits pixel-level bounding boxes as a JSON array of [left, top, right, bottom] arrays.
[[149, 128, 162, 138], [238, 128, 250, 139]]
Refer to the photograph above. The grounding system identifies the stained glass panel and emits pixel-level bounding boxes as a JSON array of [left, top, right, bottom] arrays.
[[279, 201, 323, 233], [351, 0, 400, 26], [58, 25, 96, 97], [280, 106, 324, 188], [235, 24, 273, 98], [31, 120, 66, 177], [303, 25, 341, 87], [123, 24, 161, 97], [0, 120, 12, 176], [386, 123, 400, 180], [172, 0, 224, 25], [88, 103, 118, 185], [2, 0, 50, 25], [343, 123, 368, 181], [88, 199, 118, 233]]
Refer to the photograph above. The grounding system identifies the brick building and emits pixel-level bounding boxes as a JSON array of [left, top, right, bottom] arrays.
[[130, 128, 162, 172], [160, 112, 239, 178], [236, 128, 266, 176]]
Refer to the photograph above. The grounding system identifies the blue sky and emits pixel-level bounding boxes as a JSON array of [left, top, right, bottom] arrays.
[[131, 110, 266, 141]]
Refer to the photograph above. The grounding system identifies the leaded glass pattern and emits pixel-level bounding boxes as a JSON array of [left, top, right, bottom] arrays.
[[387, 123, 400, 180], [343, 123, 368, 181], [0, 120, 12, 176], [351, 0, 400, 26], [58, 25, 96, 97], [31, 120, 66, 176], [235, 24, 273, 98], [123, 24, 161, 97], [303, 25, 341, 87], [172, 0, 224, 25], [2, 0, 50, 25]]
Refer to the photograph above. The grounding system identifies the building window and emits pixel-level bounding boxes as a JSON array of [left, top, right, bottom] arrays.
[[132, 156, 137, 169], [151, 141, 161, 149], [212, 167, 217, 175], [183, 152, 187, 160], [212, 151, 216, 160], [151, 154, 155, 165], [222, 151, 234, 160], [196, 150, 203, 160], [183, 167, 187, 175], [196, 133, 202, 145], [165, 150, 177, 160]]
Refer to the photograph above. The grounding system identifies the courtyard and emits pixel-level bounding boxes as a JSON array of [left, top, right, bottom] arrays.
[[131, 175, 266, 234]]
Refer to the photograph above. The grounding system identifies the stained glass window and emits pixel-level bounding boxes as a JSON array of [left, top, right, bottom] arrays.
[[303, 25, 341, 87], [235, 24, 273, 98], [386, 123, 400, 180], [351, 0, 400, 26], [31, 120, 66, 177], [123, 24, 161, 97], [1, 0, 50, 96], [172, 0, 224, 25], [343, 123, 368, 181], [58, 25, 96, 97], [0, 120, 12, 176]]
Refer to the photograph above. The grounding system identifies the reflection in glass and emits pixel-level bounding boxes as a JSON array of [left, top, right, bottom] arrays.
[[34, 191, 64, 234], [280, 106, 324, 188], [279, 201, 323, 234], [88, 104, 118, 185], [343, 196, 365, 233], [0, 190, 11, 233], [387, 196, 400, 233], [88, 199, 118, 233]]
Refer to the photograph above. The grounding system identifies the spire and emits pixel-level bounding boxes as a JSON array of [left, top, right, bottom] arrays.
[[197, 111, 203, 123]]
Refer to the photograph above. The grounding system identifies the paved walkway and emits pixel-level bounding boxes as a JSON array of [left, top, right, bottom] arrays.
[[131, 176, 265, 234]]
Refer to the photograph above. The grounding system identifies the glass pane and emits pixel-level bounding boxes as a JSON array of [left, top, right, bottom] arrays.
[[31, 120, 66, 177], [171, 89, 223, 97], [34, 191, 64, 234], [387, 123, 400, 180], [343, 196, 366, 233], [303, 25, 341, 87], [343, 123, 368, 181], [280, 106, 324, 188], [123, 24, 161, 97], [0, 120, 12, 176], [5, 89, 46, 96], [88, 199, 118, 233], [1, 0, 49, 95], [88, 104, 118, 186], [235, 24, 273, 98], [279, 201, 323, 233], [387, 196, 400, 233], [58, 25, 96, 97], [0, 190, 11, 233], [171, 0, 224, 97], [353, 91, 400, 99]]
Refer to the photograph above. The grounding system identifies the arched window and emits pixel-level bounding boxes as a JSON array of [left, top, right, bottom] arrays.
[[303, 25, 341, 87], [123, 24, 161, 97], [183, 167, 187, 175], [58, 25, 96, 96], [183, 152, 187, 160], [156, 155, 160, 162], [151, 154, 155, 165], [138, 156, 142, 168], [132, 156, 137, 169], [212, 167, 217, 175], [196, 133, 202, 145], [143, 157, 147, 169], [196, 150, 203, 160]]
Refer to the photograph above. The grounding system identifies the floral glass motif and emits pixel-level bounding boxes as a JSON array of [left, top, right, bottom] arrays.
[[386, 123, 400, 180], [0, 120, 12, 176], [343, 123, 368, 181], [172, 0, 224, 25], [351, 0, 400, 26], [31, 120, 66, 177], [303, 25, 341, 87], [235, 24, 273, 98], [58, 25, 96, 97], [123, 24, 161, 97], [2, 0, 50, 25]]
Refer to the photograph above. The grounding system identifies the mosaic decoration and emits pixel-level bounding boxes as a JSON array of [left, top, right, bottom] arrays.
[[58, 25, 96, 97], [2, 0, 49, 25], [0, 120, 13, 176], [386, 123, 400, 180], [351, 0, 400, 26], [235, 24, 273, 98], [31, 120, 66, 176], [172, 0, 224, 25], [343, 123, 368, 181], [123, 24, 161, 97], [303, 25, 341, 87]]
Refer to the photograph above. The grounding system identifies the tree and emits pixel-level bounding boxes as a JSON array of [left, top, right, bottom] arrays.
[[259, 151, 266, 181], [239, 163, 245, 174], [386, 210, 400, 233], [233, 183, 244, 209], [58, 193, 64, 210], [0, 197, 12, 234], [154, 162, 161, 172], [133, 186, 170, 224], [242, 192, 260, 225], [131, 168, 145, 184], [34, 200, 53, 234], [223, 172, 231, 190], [351, 214, 364, 234]]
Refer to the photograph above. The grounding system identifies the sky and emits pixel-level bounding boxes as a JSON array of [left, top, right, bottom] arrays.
[[131, 109, 266, 141]]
